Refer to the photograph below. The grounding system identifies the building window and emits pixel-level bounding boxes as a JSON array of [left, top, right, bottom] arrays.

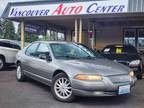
[[138, 29, 144, 49], [123, 28, 144, 49], [124, 29, 136, 47], [47, 30, 65, 41]]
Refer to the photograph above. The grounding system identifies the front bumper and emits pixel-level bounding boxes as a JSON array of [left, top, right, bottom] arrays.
[[71, 75, 136, 96]]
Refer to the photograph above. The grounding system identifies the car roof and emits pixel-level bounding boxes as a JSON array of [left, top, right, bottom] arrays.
[[0, 39, 19, 44], [32, 41, 71, 44], [0, 39, 14, 42], [104, 44, 135, 48]]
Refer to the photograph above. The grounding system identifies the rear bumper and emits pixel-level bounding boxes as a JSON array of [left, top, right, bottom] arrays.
[[71, 75, 136, 96]]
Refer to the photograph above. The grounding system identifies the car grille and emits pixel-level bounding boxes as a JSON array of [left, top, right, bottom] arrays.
[[108, 75, 130, 84]]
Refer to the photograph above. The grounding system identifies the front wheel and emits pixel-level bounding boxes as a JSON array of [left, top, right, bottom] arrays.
[[16, 63, 26, 81], [51, 73, 75, 102]]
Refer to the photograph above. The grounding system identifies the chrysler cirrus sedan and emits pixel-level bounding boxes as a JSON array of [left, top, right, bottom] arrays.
[[16, 41, 136, 102]]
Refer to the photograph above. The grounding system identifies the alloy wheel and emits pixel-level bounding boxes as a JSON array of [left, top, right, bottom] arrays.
[[17, 66, 22, 80], [0, 59, 3, 70], [54, 77, 72, 100]]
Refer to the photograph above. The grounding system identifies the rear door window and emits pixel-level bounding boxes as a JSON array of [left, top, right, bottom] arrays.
[[122, 46, 137, 54], [114, 46, 137, 54]]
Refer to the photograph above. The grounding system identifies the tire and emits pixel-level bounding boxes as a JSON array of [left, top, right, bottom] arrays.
[[0, 57, 4, 70], [51, 73, 75, 102], [16, 63, 26, 81], [137, 74, 142, 80]]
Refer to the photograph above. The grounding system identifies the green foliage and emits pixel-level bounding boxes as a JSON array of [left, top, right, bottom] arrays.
[[0, 19, 16, 40], [0, 20, 3, 38], [25, 33, 39, 43], [17, 23, 41, 43]]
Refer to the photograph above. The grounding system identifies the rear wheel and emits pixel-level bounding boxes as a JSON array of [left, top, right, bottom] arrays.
[[51, 73, 74, 102], [0, 57, 4, 70], [16, 63, 26, 81]]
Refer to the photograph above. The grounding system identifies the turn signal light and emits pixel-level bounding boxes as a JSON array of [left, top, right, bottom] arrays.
[[129, 71, 134, 77], [74, 74, 102, 81]]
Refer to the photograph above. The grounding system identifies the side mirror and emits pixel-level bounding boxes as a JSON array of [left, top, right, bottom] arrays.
[[39, 54, 47, 60], [47, 54, 52, 61], [39, 52, 52, 61]]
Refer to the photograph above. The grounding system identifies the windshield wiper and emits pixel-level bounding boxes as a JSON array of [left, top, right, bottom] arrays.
[[85, 55, 104, 59], [56, 55, 78, 59], [65, 55, 78, 59], [84, 56, 95, 59]]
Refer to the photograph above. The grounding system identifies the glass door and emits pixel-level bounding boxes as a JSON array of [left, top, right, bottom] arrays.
[[123, 29, 136, 47], [138, 29, 144, 49], [138, 29, 144, 62]]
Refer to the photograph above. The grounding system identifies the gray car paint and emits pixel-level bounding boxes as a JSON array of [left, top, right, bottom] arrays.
[[16, 41, 136, 96]]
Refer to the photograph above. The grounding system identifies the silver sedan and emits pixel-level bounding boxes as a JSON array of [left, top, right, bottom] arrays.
[[16, 41, 136, 102]]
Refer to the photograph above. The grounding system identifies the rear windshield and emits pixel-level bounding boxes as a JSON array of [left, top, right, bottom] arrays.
[[103, 45, 137, 54], [0, 41, 21, 50]]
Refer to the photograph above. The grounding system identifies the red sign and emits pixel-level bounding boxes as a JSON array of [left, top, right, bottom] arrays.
[[88, 31, 93, 38]]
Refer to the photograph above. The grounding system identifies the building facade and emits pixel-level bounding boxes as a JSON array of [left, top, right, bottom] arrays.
[[1, 0, 144, 54]]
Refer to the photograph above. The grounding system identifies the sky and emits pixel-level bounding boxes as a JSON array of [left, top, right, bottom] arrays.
[[0, 0, 40, 32]]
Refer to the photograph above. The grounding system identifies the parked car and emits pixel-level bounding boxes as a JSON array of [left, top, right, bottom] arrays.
[[101, 44, 143, 79], [16, 41, 136, 102], [0, 39, 21, 70]]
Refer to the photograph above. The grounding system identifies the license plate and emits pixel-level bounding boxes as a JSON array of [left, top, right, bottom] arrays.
[[118, 85, 130, 95]]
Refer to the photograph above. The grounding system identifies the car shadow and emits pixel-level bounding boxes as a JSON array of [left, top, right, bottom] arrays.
[[75, 95, 131, 106], [26, 78, 131, 105], [26, 78, 51, 92], [2, 66, 16, 71]]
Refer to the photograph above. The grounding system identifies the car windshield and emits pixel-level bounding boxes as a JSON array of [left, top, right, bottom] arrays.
[[50, 43, 95, 59], [76, 44, 104, 58]]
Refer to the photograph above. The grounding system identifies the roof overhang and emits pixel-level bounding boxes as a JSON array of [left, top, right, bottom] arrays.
[[2, 0, 144, 30], [2, 0, 129, 21]]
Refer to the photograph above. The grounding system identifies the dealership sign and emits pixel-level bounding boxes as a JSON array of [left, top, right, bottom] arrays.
[[25, 24, 46, 35], [8, 0, 128, 18]]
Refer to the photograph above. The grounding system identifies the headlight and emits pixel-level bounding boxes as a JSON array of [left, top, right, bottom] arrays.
[[74, 74, 102, 81], [129, 60, 141, 67], [129, 71, 134, 77]]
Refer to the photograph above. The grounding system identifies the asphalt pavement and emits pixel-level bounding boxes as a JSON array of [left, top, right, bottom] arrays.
[[0, 67, 144, 108]]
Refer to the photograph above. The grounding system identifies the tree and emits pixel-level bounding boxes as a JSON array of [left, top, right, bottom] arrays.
[[3, 19, 16, 40], [0, 19, 2, 37], [16, 23, 21, 41], [17, 23, 39, 43]]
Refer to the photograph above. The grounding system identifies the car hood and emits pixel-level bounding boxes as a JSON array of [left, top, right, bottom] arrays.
[[56, 58, 131, 76]]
